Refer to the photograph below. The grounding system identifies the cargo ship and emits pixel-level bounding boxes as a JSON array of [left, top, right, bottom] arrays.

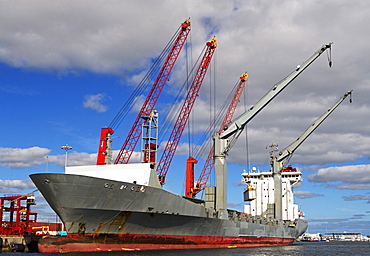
[[30, 41, 336, 253], [30, 163, 307, 253]]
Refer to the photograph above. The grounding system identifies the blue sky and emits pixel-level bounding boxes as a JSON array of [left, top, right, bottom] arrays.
[[1, 0, 370, 236]]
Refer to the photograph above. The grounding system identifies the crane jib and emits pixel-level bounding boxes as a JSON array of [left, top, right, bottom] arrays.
[[276, 89, 353, 163], [157, 38, 217, 185], [99, 20, 191, 165], [220, 42, 333, 142], [212, 42, 333, 212]]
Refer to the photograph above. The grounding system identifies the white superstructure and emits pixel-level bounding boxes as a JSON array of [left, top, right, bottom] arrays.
[[240, 90, 351, 221], [242, 167, 302, 221]]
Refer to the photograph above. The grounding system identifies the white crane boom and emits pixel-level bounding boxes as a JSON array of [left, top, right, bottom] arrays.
[[271, 90, 352, 220], [276, 90, 353, 164], [220, 43, 333, 151], [212, 42, 333, 215]]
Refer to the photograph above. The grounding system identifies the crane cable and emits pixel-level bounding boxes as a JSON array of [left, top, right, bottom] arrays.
[[186, 35, 194, 157], [191, 84, 236, 159], [109, 25, 184, 130], [158, 44, 207, 143], [191, 78, 243, 159], [243, 81, 250, 172]]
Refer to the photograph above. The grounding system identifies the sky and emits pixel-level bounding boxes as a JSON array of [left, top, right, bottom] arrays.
[[0, 0, 370, 236]]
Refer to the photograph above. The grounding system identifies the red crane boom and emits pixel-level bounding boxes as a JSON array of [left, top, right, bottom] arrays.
[[185, 73, 248, 197], [96, 19, 191, 165], [157, 38, 218, 185]]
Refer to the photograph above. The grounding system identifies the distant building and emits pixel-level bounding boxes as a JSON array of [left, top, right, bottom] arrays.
[[299, 232, 321, 241], [325, 232, 370, 241]]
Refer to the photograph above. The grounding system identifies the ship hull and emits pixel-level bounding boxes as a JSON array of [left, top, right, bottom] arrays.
[[30, 173, 307, 253], [38, 233, 295, 253]]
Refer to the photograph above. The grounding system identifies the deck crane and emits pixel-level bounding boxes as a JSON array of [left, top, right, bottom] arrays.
[[156, 37, 218, 185], [212, 42, 333, 218], [185, 73, 249, 198], [270, 90, 352, 220], [96, 19, 192, 165]]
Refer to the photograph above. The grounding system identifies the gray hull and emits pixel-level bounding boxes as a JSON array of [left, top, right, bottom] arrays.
[[30, 173, 307, 239]]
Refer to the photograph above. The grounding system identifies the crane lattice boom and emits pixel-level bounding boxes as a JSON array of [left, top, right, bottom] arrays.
[[186, 73, 248, 197], [114, 20, 192, 165], [157, 38, 218, 185], [96, 20, 191, 165]]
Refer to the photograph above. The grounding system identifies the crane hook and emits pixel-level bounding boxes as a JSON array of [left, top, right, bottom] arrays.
[[327, 46, 332, 67]]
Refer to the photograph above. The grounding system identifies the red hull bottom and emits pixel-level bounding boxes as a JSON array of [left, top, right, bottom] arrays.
[[37, 234, 296, 253]]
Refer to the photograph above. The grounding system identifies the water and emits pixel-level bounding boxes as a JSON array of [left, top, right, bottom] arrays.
[[2, 241, 369, 256]]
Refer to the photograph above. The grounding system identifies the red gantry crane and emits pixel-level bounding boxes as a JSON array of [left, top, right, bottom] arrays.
[[156, 37, 218, 185], [0, 194, 37, 235], [96, 19, 192, 165], [185, 73, 248, 198]]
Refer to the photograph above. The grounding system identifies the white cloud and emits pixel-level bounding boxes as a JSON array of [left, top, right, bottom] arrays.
[[46, 150, 141, 167], [309, 218, 349, 223], [335, 183, 370, 190], [83, 93, 108, 113], [294, 191, 323, 199], [0, 147, 104, 168], [47, 152, 96, 167], [0, 0, 219, 74], [0, 147, 50, 168], [307, 165, 370, 189], [308, 165, 370, 183], [0, 179, 35, 193], [343, 195, 370, 203], [1, 1, 367, 175], [2, 2, 370, 170]]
